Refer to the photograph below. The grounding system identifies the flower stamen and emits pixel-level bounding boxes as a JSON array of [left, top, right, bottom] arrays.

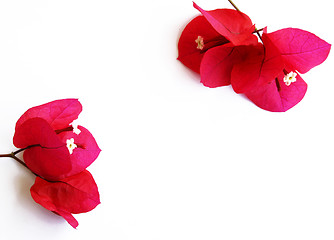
[[195, 36, 204, 50], [283, 71, 297, 86], [66, 138, 77, 154], [70, 120, 81, 135]]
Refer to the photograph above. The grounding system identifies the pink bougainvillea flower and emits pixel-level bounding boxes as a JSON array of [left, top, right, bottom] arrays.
[[177, 15, 228, 73], [178, 2, 331, 112], [177, 2, 257, 74], [13, 99, 101, 180], [11, 98, 101, 228], [230, 28, 331, 111], [30, 170, 100, 229], [0, 98, 100, 228]]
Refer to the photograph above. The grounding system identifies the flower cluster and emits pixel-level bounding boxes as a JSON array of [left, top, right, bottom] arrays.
[[178, 2, 331, 112], [13, 99, 101, 228]]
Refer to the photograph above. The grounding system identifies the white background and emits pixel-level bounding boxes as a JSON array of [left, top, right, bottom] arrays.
[[0, 0, 333, 239]]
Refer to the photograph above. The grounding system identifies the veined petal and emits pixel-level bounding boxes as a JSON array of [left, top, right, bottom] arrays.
[[13, 117, 64, 149], [266, 28, 331, 74], [23, 146, 71, 181], [15, 99, 82, 131], [200, 44, 262, 88], [231, 33, 284, 93], [30, 170, 100, 229], [193, 2, 257, 46], [245, 73, 307, 112], [13, 117, 72, 180], [57, 126, 101, 178]]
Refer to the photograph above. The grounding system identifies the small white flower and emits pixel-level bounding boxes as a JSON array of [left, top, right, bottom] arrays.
[[283, 71, 297, 86], [70, 119, 81, 135], [195, 36, 204, 50], [66, 138, 77, 154]]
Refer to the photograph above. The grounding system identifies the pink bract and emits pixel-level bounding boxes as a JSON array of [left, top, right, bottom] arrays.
[[177, 2, 258, 75], [266, 28, 331, 74], [15, 98, 82, 131], [13, 99, 101, 180], [240, 29, 330, 112], [246, 72, 308, 112], [177, 15, 228, 73], [200, 43, 263, 88], [30, 170, 100, 229], [193, 2, 257, 46]]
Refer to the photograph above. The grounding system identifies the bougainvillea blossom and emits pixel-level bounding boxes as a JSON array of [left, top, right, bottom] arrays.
[[177, 15, 228, 73], [13, 99, 101, 180], [9, 98, 101, 228], [177, 2, 331, 112], [177, 2, 257, 74], [30, 170, 100, 229], [231, 28, 331, 111]]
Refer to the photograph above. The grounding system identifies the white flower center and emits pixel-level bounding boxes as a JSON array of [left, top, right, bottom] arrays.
[[283, 71, 297, 86], [70, 120, 81, 135], [195, 36, 204, 50], [66, 138, 77, 154]]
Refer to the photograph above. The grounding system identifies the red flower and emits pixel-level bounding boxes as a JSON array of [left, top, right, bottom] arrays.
[[13, 99, 101, 228], [13, 99, 101, 180], [177, 2, 257, 74], [178, 3, 331, 112]]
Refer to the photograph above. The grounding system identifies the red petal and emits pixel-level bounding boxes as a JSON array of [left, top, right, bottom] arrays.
[[30, 170, 100, 228], [193, 2, 257, 46], [15, 99, 82, 131], [13, 117, 64, 149], [13, 117, 72, 180], [199, 44, 256, 87], [178, 15, 229, 73], [56, 210, 79, 229], [57, 126, 101, 178], [267, 28, 331, 74], [231, 34, 284, 93], [23, 146, 71, 181], [245, 73, 307, 112]]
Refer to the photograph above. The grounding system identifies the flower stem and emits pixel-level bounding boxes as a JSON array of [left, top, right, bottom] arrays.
[[0, 150, 38, 177], [253, 28, 264, 34], [227, 0, 240, 11], [227, 0, 263, 41], [0, 152, 28, 168]]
